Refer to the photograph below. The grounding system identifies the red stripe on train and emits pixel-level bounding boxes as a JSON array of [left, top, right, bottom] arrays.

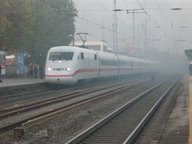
[[45, 67, 138, 77]]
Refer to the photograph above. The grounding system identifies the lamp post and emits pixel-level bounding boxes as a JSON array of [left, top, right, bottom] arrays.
[[170, 8, 183, 51]]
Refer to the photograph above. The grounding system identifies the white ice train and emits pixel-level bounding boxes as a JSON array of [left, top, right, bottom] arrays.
[[45, 46, 157, 84]]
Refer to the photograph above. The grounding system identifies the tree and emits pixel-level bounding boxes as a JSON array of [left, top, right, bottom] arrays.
[[0, 0, 76, 66], [24, 0, 76, 65], [0, 0, 27, 52]]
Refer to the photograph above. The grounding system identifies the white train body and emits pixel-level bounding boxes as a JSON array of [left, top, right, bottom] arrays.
[[45, 46, 157, 84]]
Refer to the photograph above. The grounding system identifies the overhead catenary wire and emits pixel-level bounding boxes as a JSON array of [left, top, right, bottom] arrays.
[[156, 0, 175, 39], [135, 0, 174, 40], [37, 0, 174, 49]]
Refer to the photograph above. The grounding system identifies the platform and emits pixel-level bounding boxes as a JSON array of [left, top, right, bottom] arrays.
[[0, 78, 45, 88], [189, 76, 192, 144], [158, 75, 188, 144]]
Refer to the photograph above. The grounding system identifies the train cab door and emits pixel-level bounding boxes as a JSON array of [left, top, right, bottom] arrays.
[[80, 52, 85, 79], [95, 52, 100, 78]]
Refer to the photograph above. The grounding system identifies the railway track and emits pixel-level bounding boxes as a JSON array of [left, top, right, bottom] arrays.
[[65, 76, 181, 144], [0, 79, 146, 135], [0, 78, 144, 116], [0, 78, 142, 108]]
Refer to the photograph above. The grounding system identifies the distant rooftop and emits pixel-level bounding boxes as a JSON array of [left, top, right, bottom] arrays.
[[71, 40, 109, 52]]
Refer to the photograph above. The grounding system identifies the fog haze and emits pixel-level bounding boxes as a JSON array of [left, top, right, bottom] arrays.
[[73, 0, 192, 73]]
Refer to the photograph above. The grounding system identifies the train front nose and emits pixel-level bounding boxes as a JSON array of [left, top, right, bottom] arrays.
[[45, 66, 77, 84]]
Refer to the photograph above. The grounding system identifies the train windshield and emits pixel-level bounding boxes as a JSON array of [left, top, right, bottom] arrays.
[[49, 52, 74, 61]]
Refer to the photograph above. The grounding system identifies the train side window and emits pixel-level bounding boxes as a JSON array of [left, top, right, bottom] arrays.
[[81, 52, 84, 60], [94, 54, 97, 61]]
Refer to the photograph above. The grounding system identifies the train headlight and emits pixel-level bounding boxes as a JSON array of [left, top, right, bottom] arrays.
[[66, 67, 71, 71], [64, 67, 71, 71], [48, 67, 52, 71]]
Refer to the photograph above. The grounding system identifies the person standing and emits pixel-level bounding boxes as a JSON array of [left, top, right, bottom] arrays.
[[189, 61, 192, 76], [0, 64, 2, 82], [28, 63, 33, 78], [34, 64, 38, 79]]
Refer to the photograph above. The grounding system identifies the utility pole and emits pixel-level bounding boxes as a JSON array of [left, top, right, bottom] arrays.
[[101, 26, 105, 42], [113, 0, 117, 51], [144, 20, 148, 51], [112, 1, 123, 51], [127, 9, 145, 50]]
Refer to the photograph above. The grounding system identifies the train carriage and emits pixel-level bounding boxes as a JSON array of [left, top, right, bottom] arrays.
[[45, 46, 158, 84], [98, 51, 118, 78]]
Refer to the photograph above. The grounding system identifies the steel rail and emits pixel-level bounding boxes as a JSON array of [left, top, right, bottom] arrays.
[[123, 77, 180, 144], [65, 79, 169, 144], [0, 78, 140, 106], [0, 80, 143, 133], [0, 79, 142, 113], [0, 80, 142, 119]]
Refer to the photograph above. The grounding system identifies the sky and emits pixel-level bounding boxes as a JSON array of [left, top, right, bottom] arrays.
[[73, 0, 192, 56]]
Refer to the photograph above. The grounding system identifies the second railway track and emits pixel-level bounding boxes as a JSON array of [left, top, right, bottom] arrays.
[[65, 75, 181, 144]]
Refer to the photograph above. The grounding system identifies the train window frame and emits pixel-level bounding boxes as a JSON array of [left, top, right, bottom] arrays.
[[94, 54, 97, 61], [49, 52, 74, 61], [81, 52, 84, 60]]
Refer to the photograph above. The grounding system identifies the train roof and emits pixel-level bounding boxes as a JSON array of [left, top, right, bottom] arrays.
[[48, 46, 92, 52], [48, 46, 158, 64]]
